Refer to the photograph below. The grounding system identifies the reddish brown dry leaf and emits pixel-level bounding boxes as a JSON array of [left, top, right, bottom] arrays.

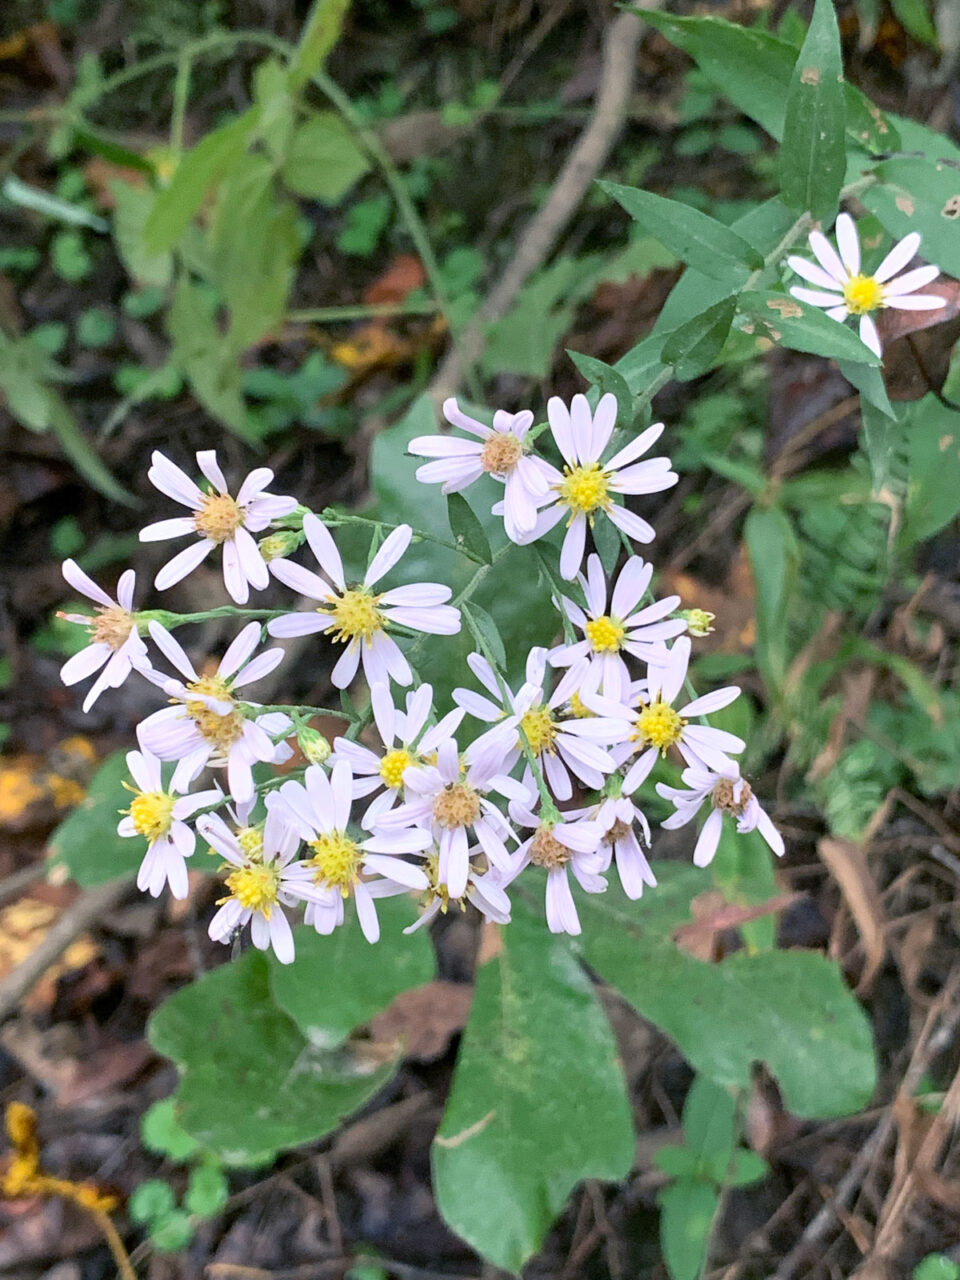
[[880, 279, 960, 402], [673, 890, 799, 961], [363, 254, 427, 305], [662, 548, 756, 654], [369, 981, 473, 1063], [898, 914, 938, 1003], [818, 837, 887, 992]]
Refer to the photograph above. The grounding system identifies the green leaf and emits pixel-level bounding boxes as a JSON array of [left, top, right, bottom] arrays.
[[860, 397, 903, 492], [902, 395, 960, 545], [682, 1077, 736, 1164], [839, 359, 896, 420], [432, 907, 634, 1273], [47, 395, 134, 504], [890, 0, 938, 47], [166, 279, 258, 443], [446, 493, 492, 565], [662, 295, 738, 380], [129, 1179, 175, 1225], [659, 1179, 720, 1280], [289, 0, 352, 90], [149, 949, 398, 1164], [141, 1098, 201, 1162], [109, 179, 172, 287], [643, 11, 896, 154], [736, 291, 882, 365], [565, 351, 634, 425], [654, 1144, 701, 1178], [462, 601, 507, 672], [779, 0, 846, 220], [601, 182, 762, 279], [269, 898, 436, 1047], [744, 504, 799, 693], [722, 1149, 769, 1188], [47, 751, 142, 886], [576, 868, 877, 1118], [144, 110, 258, 253], [282, 113, 370, 203], [150, 1208, 194, 1253], [184, 1162, 229, 1217]]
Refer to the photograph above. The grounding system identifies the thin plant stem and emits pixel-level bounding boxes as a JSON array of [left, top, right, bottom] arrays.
[[287, 301, 440, 324]]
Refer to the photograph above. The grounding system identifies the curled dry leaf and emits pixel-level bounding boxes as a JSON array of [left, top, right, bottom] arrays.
[[818, 836, 887, 992]]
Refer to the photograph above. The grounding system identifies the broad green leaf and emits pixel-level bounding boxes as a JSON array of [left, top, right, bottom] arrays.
[[577, 868, 877, 1118], [462, 601, 507, 672], [184, 1163, 229, 1217], [141, 1099, 201, 1162], [269, 899, 436, 1047], [914, 1256, 960, 1280], [446, 493, 492, 565], [736, 291, 882, 365], [484, 258, 603, 378], [643, 12, 896, 154], [48, 750, 142, 886], [289, 0, 352, 90], [282, 113, 370, 203], [144, 110, 258, 253], [601, 182, 762, 279], [902, 395, 960, 545], [166, 279, 258, 443], [612, 331, 670, 398], [744, 504, 798, 693], [149, 948, 397, 1164], [129, 1180, 175, 1224], [654, 1145, 701, 1178], [659, 1180, 720, 1280], [860, 116, 960, 279], [839, 359, 896, 420], [566, 351, 634, 424], [109, 179, 172, 288], [779, 0, 846, 220], [722, 1149, 769, 1187], [682, 1077, 736, 1164], [433, 908, 633, 1273], [890, 0, 938, 47], [860, 397, 903, 492], [661, 295, 738, 380]]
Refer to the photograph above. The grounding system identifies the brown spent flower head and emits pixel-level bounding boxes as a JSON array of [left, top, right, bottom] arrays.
[[480, 432, 525, 476], [711, 777, 753, 816], [529, 825, 570, 870]]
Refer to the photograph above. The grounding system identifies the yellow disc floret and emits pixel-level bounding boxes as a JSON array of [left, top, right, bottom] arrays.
[[194, 492, 245, 542], [634, 698, 685, 754], [842, 274, 884, 315], [380, 747, 414, 789], [309, 831, 363, 894], [236, 825, 264, 860], [519, 705, 558, 755], [433, 782, 481, 829], [91, 605, 134, 650], [567, 691, 594, 719], [224, 862, 281, 914], [184, 675, 244, 750], [127, 790, 175, 841], [557, 462, 610, 516], [321, 587, 384, 645], [585, 614, 625, 654]]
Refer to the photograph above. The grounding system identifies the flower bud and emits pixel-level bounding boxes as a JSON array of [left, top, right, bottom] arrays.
[[680, 608, 715, 638], [297, 726, 332, 765], [259, 529, 303, 562]]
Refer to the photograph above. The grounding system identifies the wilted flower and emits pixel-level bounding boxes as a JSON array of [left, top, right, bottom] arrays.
[[657, 765, 784, 865], [58, 561, 147, 712]]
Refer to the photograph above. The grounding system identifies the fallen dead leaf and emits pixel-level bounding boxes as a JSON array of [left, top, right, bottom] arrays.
[[818, 836, 887, 992], [363, 254, 427, 305], [0, 897, 98, 1013], [673, 891, 799, 961], [369, 981, 473, 1062]]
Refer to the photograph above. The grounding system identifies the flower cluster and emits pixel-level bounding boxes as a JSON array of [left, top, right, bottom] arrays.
[[63, 384, 790, 959]]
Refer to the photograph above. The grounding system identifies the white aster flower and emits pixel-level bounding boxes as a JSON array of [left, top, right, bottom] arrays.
[[331, 681, 464, 828], [590, 793, 656, 900], [200, 804, 321, 965], [409, 397, 554, 541], [58, 560, 147, 712], [118, 745, 219, 900], [495, 393, 678, 579], [549, 553, 686, 700], [140, 449, 297, 604], [787, 212, 946, 358], [503, 799, 606, 936], [374, 737, 528, 899], [587, 637, 745, 794], [454, 647, 622, 803], [657, 765, 784, 866], [273, 759, 432, 944], [267, 514, 461, 690], [373, 848, 512, 934], [136, 620, 292, 804]]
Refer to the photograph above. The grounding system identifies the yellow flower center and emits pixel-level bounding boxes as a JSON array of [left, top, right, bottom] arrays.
[[480, 432, 524, 475], [380, 747, 414, 790], [194, 492, 245, 543], [433, 782, 481, 829], [236, 825, 264, 859], [128, 790, 175, 840], [321, 587, 384, 644], [91, 605, 135, 650], [309, 831, 363, 894], [567, 691, 594, 719], [711, 777, 752, 816], [557, 462, 610, 516], [529, 825, 570, 869], [518, 705, 558, 755], [634, 698, 685, 754], [842, 273, 884, 315], [184, 675, 244, 750], [224, 862, 280, 914], [585, 614, 625, 654], [420, 851, 463, 915]]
